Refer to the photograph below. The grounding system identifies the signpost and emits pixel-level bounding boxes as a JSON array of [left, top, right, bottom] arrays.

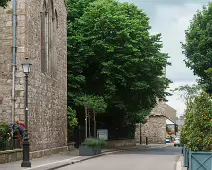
[[97, 129, 108, 140]]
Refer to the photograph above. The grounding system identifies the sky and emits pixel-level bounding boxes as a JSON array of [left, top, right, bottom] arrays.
[[120, 0, 209, 117]]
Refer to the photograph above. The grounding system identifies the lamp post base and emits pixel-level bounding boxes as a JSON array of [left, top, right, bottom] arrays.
[[21, 135, 31, 167], [21, 161, 31, 167]]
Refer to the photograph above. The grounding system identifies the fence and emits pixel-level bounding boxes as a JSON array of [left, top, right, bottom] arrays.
[[0, 139, 22, 151], [189, 149, 212, 170], [183, 145, 189, 167]]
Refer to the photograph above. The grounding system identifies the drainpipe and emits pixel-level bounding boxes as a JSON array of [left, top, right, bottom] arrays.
[[12, 0, 17, 125]]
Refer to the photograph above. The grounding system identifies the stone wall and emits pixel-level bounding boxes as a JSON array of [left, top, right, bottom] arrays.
[[134, 100, 167, 144], [0, 146, 68, 164], [0, 1, 14, 122], [0, 0, 67, 152], [150, 100, 167, 116], [105, 139, 136, 149], [135, 115, 167, 144]]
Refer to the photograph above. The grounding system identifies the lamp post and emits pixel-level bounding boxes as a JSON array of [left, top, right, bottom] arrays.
[[21, 58, 32, 167]]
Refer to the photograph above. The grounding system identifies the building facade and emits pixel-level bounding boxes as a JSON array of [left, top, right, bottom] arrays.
[[0, 0, 67, 154]]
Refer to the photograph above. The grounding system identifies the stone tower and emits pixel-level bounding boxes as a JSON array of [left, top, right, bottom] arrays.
[[0, 0, 67, 155]]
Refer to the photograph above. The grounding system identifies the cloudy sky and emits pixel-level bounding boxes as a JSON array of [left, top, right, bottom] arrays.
[[120, 0, 209, 116]]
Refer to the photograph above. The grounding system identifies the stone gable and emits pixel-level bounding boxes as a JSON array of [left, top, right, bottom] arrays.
[[135, 101, 176, 144]]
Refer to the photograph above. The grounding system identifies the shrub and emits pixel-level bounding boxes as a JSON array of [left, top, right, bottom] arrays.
[[0, 121, 10, 141], [181, 92, 212, 151], [82, 138, 106, 147]]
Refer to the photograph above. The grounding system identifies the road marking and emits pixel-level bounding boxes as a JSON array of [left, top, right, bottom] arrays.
[[176, 161, 181, 170], [26, 156, 81, 170], [104, 150, 121, 155], [26, 151, 122, 170], [25, 147, 162, 170]]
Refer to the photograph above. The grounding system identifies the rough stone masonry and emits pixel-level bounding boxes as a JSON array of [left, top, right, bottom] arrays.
[[0, 0, 67, 153], [135, 101, 177, 144]]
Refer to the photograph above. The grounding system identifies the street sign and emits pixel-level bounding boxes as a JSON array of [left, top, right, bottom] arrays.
[[97, 129, 108, 140]]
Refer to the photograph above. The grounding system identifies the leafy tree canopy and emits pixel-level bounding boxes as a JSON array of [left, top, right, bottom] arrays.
[[67, 107, 78, 129], [0, 0, 9, 8], [75, 95, 107, 113], [182, 3, 212, 93], [67, 0, 171, 130]]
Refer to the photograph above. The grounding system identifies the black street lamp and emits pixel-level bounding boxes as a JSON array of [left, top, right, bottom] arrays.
[[21, 58, 32, 167]]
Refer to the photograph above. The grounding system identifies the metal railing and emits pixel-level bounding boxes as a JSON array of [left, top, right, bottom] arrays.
[[189, 149, 212, 170], [0, 139, 22, 151], [183, 145, 189, 167]]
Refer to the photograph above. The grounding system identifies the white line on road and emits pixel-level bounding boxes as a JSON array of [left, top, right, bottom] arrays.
[[25, 150, 121, 170], [26, 156, 81, 170], [104, 150, 121, 155]]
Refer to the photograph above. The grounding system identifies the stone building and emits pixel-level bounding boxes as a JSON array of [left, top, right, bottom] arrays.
[[135, 67, 177, 144], [0, 0, 67, 160], [135, 100, 177, 144]]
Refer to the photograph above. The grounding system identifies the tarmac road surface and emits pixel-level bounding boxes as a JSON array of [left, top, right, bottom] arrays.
[[58, 146, 181, 170]]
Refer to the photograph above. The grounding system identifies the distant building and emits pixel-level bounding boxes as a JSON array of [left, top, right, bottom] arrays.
[[176, 116, 185, 132], [135, 102, 177, 144]]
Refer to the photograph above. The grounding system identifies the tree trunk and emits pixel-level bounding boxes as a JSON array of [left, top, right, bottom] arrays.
[[140, 122, 142, 144], [85, 106, 88, 139], [88, 109, 91, 137], [94, 111, 96, 138]]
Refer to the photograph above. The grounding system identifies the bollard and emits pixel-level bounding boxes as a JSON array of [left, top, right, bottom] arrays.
[[146, 137, 148, 145]]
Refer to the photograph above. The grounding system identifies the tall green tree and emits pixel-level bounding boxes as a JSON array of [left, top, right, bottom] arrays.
[[67, 0, 171, 135], [0, 0, 9, 8], [182, 3, 212, 93]]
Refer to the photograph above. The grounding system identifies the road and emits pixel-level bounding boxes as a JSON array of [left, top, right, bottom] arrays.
[[58, 146, 181, 170]]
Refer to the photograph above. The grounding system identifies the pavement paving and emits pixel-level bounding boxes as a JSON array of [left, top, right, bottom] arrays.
[[0, 149, 80, 170], [0, 148, 124, 170], [57, 145, 182, 170]]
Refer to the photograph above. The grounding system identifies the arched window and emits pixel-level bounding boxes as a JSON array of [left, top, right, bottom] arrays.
[[51, 9, 58, 77], [41, 0, 57, 77], [41, 1, 47, 73], [54, 10, 58, 29], [48, 0, 53, 75]]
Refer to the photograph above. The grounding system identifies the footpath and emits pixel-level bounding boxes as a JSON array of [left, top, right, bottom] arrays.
[[0, 148, 119, 170], [0, 144, 172, 170], [176, 155, 187, 170]]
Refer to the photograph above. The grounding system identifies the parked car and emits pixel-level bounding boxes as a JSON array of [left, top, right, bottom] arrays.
[[174, 137, 180, 147]]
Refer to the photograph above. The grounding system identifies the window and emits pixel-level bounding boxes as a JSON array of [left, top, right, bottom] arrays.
[[51, 10, 58, 77], [41, 2, 47, 73], [41, 0, 57, 76]]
